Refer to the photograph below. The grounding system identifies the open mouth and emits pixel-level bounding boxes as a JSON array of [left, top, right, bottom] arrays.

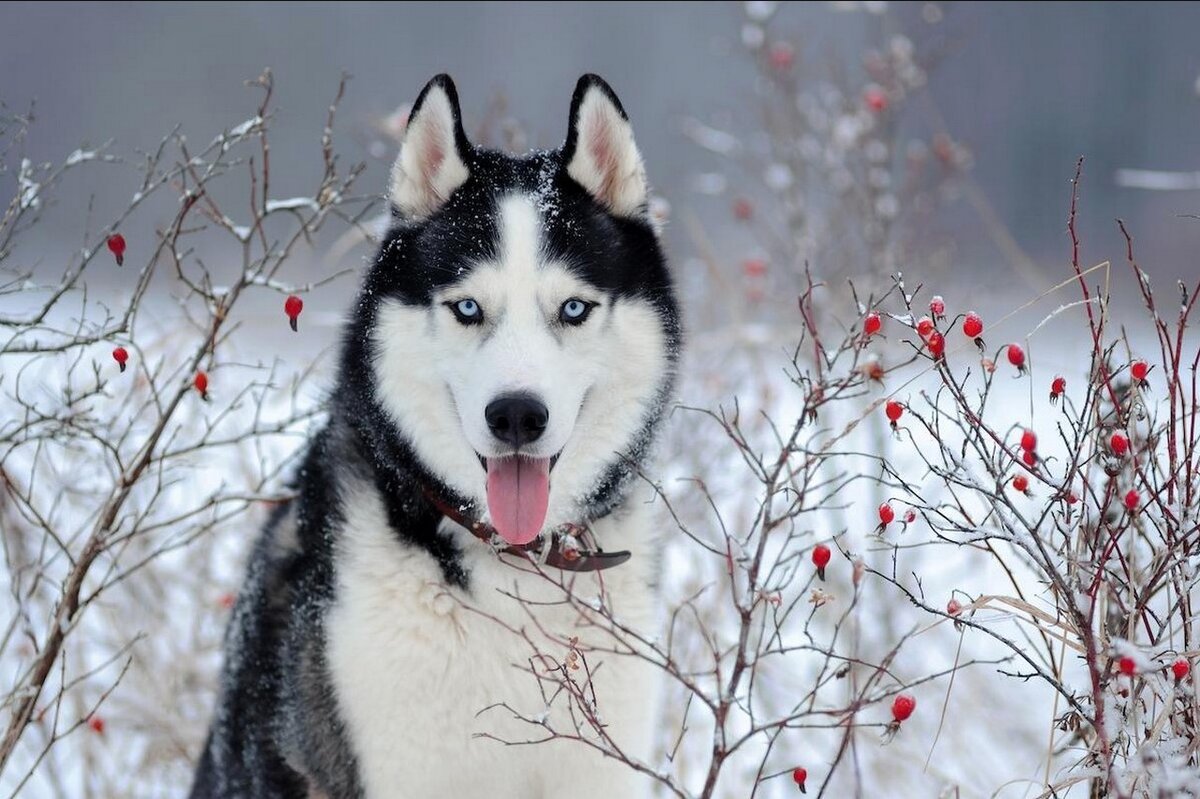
[[477, 452, 561, 546], [476, 452, 560, 472]]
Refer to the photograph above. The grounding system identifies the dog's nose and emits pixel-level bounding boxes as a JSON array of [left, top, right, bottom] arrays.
[[485, 394, 548, 447]]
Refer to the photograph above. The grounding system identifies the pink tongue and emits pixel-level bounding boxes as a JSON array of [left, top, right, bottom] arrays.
[[485, 456, 551, 546]]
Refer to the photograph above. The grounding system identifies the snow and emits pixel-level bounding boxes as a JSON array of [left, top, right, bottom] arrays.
[[265, 197, 319, 213], [65, 148, 97, 166], [681, 119, 740, 155], [1114, 168, 1200, 191], [17, 158, 40, 210]]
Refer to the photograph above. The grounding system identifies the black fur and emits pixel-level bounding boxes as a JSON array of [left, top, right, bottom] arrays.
[[191, 74, 679, 797]]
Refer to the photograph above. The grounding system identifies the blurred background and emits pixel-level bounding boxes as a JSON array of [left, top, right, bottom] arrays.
[[4, 2, 1200, 797], [5, 1, 1200, 288]]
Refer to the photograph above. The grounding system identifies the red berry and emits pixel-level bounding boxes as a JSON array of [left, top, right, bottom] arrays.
[[1066, 490, 1079, 505], [891, 693, 916, 723], [88, 716, 105, 734], [1173, 658, 1190, 681], [962, 312, 983, 339], [885, 400, 903, 423], [1131, 360, 1149, 381], [1020, 429, 1037, 452], [1124, 489, 1140, 511], [1007, 343, 1026, 370], [916, 316, 934, 337], [1022, 449, 1036, 467], [811, 544, 831, 580], [285, 294, 304, 332], [742, 258, 767, 278], [864, 87, 888, 112], [732, 197, 753, 221], [1110, 432, 1129, 457], [194, 371, 209, 400], [768, 41, 795, 71], [792, 767, 808, 791], [925, 331, 945, 359], [929, 295, 945, 318], [112, 346, 129, 373], [878, 503, 895, 526], [1118, 656, 1137, 676], [106, 234, 126, 266], [1012, 475, 1029, 493], [904, 509, 916, 524], [863, 311, 882, 337], [947, 598, 962, 616], [1050, 375, 1066, 403]]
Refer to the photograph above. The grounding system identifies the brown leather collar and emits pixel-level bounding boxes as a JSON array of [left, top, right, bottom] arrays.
[[421, 485, 631, 572]]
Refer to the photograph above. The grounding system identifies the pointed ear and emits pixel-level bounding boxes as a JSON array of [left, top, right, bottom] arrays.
[[390, 74, 472, 219], [562, 75, 647, 217]]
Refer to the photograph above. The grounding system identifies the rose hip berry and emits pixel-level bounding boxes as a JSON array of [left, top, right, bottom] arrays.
[[812, 543, 831, 580], [891, 693, 916, 723], [926, 331, 945, 360], [112, 346, 129, 372], [1012, 475, 1029, 493], [194, 371, 209, 401], [106, 233, 126, 266], [1021, 449, 1036, 467], [930, 295, 945, 319], [1173, 659, 1190, 681], [1050, 375, 1066, 404], [1131, 360, 1149, 382], [742, 258, 768, 278], [916, 316, 934, 337], [885, 400, 903, 426], [768, 41, 795, 71], [1110, 432, 1129, 457], [962, 311, 983, 339], [864, 87, 888, 112], [1007, 343, 1026, 374], [1124, 489, 1140, 511], [1020, 429, 1037, 452], [947, 598, 962, 616], [88, 716, 105, 734], [1119, 656, 1137, 677], [792, 766, 808, 793], [285, 294, 304, 332], [864, 311, 882, 337], [878, 503, 895, 528]]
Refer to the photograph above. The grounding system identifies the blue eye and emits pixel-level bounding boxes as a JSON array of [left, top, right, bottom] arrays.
[[560, 299, 593, 325], [446, 298, 483, 325]]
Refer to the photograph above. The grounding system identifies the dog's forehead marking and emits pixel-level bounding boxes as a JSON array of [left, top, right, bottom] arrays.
[[496, 193, 543, 279]]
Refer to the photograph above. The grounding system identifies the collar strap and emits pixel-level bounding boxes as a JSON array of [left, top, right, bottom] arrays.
[[420, 485, 631, 572]]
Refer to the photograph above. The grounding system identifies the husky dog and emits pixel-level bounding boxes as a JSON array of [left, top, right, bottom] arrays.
[[190, 74, 679, 798]]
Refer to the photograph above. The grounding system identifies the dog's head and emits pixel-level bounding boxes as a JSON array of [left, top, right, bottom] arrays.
[[347, 74, 678, 546]]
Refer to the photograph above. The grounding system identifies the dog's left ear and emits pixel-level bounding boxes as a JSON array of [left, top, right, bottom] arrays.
[[562, 75, 647, 217], [390, 74, 472, 220]]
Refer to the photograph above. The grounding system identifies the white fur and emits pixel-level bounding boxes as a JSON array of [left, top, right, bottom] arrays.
[[372, 194, 668, 529], [325, 479, 662, 798], [566, 87, 648, 217], [390, 84, 470, 219]]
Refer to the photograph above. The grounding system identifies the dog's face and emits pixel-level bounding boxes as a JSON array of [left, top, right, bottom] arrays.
[[359, 75, 677, 545]]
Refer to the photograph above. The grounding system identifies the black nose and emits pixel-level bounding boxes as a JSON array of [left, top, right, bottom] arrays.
[[485, 393, 548, 447]]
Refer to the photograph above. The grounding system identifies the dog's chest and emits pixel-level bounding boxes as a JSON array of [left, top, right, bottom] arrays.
[[323, 496, 657, 799]]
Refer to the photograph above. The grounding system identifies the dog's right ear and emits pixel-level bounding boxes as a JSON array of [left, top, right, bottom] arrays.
[[390, 75, 472, 220]]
